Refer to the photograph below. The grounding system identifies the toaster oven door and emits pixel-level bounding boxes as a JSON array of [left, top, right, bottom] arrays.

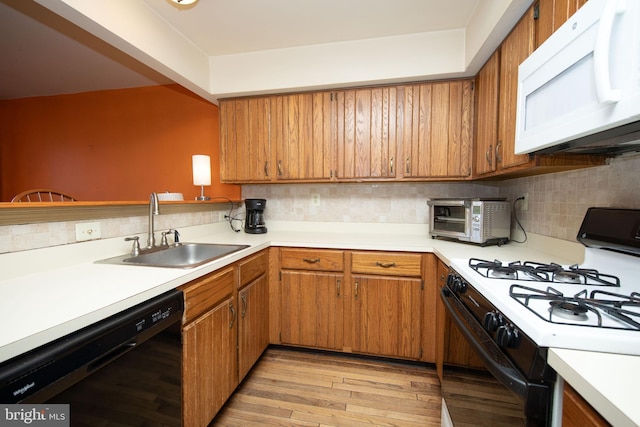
[[430, 201, 470, 240]]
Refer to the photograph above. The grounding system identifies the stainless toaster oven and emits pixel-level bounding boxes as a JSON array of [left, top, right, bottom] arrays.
[[428, 198, 510, 245]]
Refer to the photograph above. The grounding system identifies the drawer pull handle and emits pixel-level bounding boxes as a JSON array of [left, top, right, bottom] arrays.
[[241, 294, 247, 318], [376, 262, 396, 268], [355, 281, 359, 300], [303, 257, 320, 264], [336, 279, 341, 297]]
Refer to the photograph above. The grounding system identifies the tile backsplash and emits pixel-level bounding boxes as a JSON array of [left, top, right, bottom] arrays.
[[244, 153, 640, 243], [1, 154, 638, 253], [242, 182, 500, 224], [0, 207, 229, 254], [498, 153, 640, 241]]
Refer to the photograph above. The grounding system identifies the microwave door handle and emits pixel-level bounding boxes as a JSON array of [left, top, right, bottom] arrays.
[[594, 0, 624, 104]]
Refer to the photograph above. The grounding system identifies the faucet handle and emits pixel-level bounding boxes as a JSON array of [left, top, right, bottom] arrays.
[[124, 236, 141, 256], [162, 229, 181, 246]]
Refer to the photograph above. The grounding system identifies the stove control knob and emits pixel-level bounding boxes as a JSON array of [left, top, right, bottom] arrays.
[[448, 275, 467, 293], [496, 325, 520, 349], [483, 311, 504, 332]]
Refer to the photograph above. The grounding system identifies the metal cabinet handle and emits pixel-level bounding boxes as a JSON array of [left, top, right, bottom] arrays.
[[241, 294, 247, 318], [277, 160, 283, 176], [336, 279, 341, 297], [229, 303, 236, 329], [389, 157, 394, 174], [264, 161, 269, 177], [376, 261, 396, 268], [355, 281, 359, 300], [405, 157, 410, 174], [495, 141, 503, 163], [486, 144, 493, 167], [303, 257, 320, 264]]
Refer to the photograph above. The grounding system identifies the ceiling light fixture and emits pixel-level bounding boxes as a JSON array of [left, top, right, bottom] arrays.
[[171, 0, 198, 5]]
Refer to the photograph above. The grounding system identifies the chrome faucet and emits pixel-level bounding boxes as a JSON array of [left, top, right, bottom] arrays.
[[147, 192, 160, 248]]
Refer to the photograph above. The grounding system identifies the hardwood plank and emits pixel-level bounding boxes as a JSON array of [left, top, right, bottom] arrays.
[[212, 347, 441, 426]]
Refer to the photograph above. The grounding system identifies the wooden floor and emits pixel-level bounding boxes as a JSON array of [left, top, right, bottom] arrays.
[[212, 346, 442, 427]]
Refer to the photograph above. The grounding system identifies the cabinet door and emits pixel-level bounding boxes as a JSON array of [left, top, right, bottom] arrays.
[[238, 273, 269, 381], [280, 271, 344, 350], [271, 92, 334, 180], [220, 98, 271, 182], [352, 275, 422, 359], [536, 0, 589, 48], [497, 7, 535, 170], [182, 297, 237, 427], [403, 81, 473, 178], [473, 51, 500, 176], [336, 87, 397, 180]]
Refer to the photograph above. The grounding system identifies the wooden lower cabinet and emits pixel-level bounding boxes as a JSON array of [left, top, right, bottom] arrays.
[[182, 296, 237, 427], [181, 250, 269, 427], [352, 275, 422, 359], [280, 270, 344, 350], [238, 262, 269, 381], [181, 266, 237, 427], [562, 383, 610, 427], [276, 248, 435, 362]]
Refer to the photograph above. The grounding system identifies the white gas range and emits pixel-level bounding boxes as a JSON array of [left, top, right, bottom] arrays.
[[441, 208, 640, 427], [449, 246, 640, 356]]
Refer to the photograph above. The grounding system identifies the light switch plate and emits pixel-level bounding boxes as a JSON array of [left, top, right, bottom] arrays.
[[75, 222, 101, 241]]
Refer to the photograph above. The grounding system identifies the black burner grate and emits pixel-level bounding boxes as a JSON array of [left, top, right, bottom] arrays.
[[469, 258, 620, 287], [510, 284, 640, 330]]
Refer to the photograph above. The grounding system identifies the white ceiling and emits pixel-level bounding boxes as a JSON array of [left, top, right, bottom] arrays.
[[0, 0, 524, 101], [143, 0, 481, 56]]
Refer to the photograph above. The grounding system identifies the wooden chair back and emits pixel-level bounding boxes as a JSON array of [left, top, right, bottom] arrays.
[[11, 189, 77, 202]]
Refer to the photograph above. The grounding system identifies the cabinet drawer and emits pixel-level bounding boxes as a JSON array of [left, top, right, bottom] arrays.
[[181, 266, 235, 324], [351, 251, 422, 277], [280, 248, 344, 272], [238, 249, 268, 289]]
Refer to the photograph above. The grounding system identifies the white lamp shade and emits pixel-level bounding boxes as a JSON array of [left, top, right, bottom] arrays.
[[192, 155, 211, 186]]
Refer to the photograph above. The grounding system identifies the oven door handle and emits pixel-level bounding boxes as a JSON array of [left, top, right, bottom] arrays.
[[441, 287, 529, 397]]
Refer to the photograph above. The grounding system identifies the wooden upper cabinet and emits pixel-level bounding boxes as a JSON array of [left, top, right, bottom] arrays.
[[535, 0, 589, 48], [403, 81, 473, 179], [336, 87, 398, 180], [271, 92, 335, 181], [220, 98, 271, 182], [474, 51, 500, 176], [497, 6, 536, 171]]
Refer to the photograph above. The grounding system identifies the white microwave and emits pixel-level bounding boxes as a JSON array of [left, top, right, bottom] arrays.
[[515, 0, 640, 155]]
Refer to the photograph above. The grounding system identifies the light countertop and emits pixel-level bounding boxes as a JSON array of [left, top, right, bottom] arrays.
[[1, 220, 633, 425], [549, 348, 640, 427]]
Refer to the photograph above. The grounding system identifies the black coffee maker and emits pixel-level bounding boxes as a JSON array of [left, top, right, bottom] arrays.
[[244, 199, 267, 234]]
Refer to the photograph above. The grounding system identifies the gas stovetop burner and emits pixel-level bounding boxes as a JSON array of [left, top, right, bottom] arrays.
[[489, 267, 517, 279], [549, 301, 589, 321], [469, 258, 621, 286], [510, 284, 640, 330], [553, 271, 583, 284]]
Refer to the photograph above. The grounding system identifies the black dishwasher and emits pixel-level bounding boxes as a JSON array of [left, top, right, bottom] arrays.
[[0, 289, 184, 426]]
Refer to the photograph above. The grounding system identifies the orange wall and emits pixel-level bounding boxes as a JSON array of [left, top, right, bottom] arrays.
[[0, 84, 240, 202]]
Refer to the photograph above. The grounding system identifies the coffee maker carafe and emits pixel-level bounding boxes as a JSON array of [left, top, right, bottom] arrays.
[[244, 199, 267, 234]]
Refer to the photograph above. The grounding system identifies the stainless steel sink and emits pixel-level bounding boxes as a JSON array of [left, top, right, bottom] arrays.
[[97, 243, 250, 268]]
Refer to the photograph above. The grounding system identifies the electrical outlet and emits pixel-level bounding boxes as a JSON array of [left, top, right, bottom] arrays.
[[75, 222, 101, 241], [520, 193, 529, 211], [311, 193, 321, 206]]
